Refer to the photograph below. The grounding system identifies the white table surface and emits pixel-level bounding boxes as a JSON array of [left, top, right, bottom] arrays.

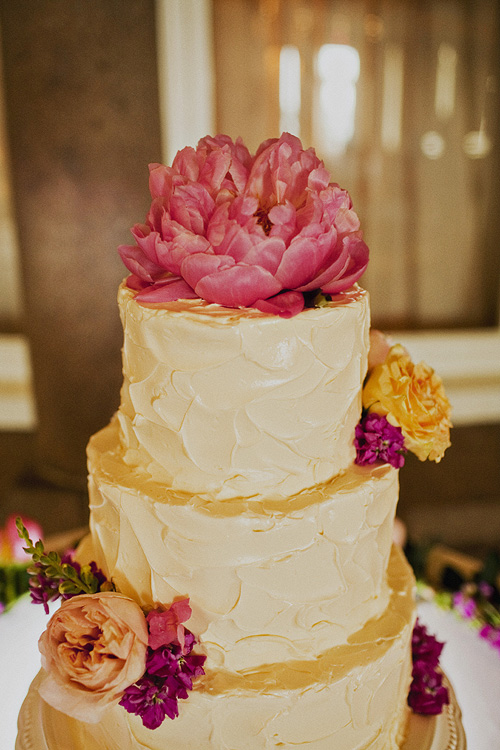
[[1, 595, 500, 750]]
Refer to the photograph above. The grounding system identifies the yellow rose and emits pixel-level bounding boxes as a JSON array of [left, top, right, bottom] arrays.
[[362, 344, 452, 462], [38, 592, 148, 722]]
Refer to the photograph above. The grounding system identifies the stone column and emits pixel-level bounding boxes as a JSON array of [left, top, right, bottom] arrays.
[[0, 0, 162, 530]]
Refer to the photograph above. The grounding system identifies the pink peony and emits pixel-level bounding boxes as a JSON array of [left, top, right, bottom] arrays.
[[147, 598, 192, 653], [38, 592, 149, 722], [119, 133, 369, 316]]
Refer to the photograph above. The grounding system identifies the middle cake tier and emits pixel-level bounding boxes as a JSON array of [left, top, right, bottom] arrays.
[[87, 419, 400, 674]]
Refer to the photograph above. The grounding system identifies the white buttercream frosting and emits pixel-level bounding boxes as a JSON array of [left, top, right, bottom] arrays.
[[17, 547, 415, 750], [15, 280, 419, 750], [86, 418, 400, 672], [117, 284, 370, 500]]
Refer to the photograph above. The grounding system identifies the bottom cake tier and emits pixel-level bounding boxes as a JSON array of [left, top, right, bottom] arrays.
[[16, 545, 415, 750]]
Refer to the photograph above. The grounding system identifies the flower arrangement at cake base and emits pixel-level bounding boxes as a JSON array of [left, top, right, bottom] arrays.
[[17, 516, 449, 732], [16, 519, 206, 729]]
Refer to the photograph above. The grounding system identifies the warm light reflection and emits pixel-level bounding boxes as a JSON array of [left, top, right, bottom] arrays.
[[314, 44, 360, 157], [381, 44, 404, 153], [421, 130, 445, 159], [463, 130, 492, 159], [279, 45, 301, 137], [435, 43, 457, 121]]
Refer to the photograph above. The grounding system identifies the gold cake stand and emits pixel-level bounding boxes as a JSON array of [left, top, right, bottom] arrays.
[[17, 673, 466, 750], [402, 677, 466, 750]]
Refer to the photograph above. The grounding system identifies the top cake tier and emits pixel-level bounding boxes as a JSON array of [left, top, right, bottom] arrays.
[[116, 283, 370, 500]]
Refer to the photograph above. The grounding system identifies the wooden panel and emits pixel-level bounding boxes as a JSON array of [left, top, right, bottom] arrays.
[[0, 0, 162, 488]]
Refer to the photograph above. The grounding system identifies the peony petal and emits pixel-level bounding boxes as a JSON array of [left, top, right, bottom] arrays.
[[334, 204, 361, 235], [169, 183, 215, 235], [319, 184, 354, 224], [148, 163, 176, 200], [134, 276, 198, 303], [295, 243, 350, 292], [320, 237, 369, 293], [268, 201, 297, 243], [118, 244, 161, 282], [275, 231, 336, 290], [181, 252, 235, 291], [194, 264, 282, 308], [125, 274, 149, 292], [307, 166, 330, 191], [252, 291, 304, 318], [212, 221, 259, 259], [166, 234, 212, 276], [247, 133, 325, 211], [130, 225, 166, 267], [197, 149, 233, 197], [234, 236, 286, 275], [171, 146, 201, 183]]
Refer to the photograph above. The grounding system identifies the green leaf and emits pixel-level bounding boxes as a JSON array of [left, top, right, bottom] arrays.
[[61, 564, 80, 581], [44, 565, 61, 579], [16, 518, 30, 542], [80, 566, 99, 590], [313, 291, 332, 308], [59, 581, 82, 596]]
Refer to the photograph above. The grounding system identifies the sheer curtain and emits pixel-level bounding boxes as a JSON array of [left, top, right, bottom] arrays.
[[212, 0, 500, 332]]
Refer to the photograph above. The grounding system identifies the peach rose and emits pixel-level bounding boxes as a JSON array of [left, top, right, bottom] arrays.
[[38, 592, 148, 722], [362, 344, 452, 462]]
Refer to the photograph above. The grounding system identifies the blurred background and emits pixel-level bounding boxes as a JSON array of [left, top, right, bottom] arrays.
[[0, 0, 498, 556]]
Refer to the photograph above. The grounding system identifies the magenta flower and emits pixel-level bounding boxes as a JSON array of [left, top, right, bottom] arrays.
[[354, 412, 407, 469], [408, 660, 450, 715], [478, 581, 495, 598], [119, 676, 179, 727], [118, 133, 369, 317], [452, 591, 478, 621], [479, 623, 500, 653], [120, 624, 206, 728], [411, 620, 444, 668], [408, 620, 449, 715]]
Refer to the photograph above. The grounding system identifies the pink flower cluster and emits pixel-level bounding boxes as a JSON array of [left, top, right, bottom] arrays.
[[453, 582, 500, 655], [120, 600, 206, 729], [119, 133, 369, 317], [479, 623, 500, 653]]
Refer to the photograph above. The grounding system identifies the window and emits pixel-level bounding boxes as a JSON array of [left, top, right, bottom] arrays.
[[158, 0, 500, 422]]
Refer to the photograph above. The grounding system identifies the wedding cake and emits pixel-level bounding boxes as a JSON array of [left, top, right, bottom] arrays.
[[16, 133, 452, 750]]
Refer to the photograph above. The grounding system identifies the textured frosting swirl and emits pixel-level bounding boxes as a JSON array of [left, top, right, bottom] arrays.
[[116, 283, 370, 500], [86, 419, 400, 673], [18, 548, 414, 750]]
